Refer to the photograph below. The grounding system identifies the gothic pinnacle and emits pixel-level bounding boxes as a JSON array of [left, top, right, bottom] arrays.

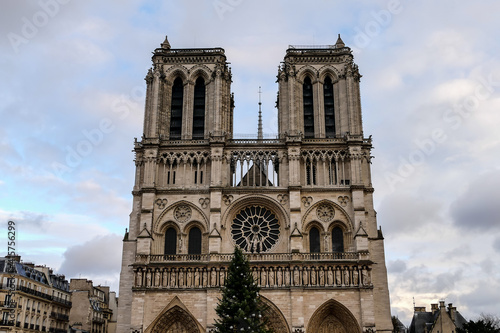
[[161, 35, 171, 49]]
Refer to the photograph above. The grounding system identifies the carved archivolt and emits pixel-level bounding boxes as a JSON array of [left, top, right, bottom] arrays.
[[221, 194, 290, 230], [307, 299, 361, 333], [144, 297, 203, 333], [296, 65, 319, 82], [164, 64, 189, 82], [260, 296, 291, 333], [188, 64, 213, 83], [302, 200, 353, 233], [317, 65, 342, 82], [154, 200, 209, 234]]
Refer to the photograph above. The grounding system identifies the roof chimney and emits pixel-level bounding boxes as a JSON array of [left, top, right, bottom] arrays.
[[431, 303, 438, 315], [439, 300, 445, 309], [448, 303, 456, 322], [414, 306, 426, 313]]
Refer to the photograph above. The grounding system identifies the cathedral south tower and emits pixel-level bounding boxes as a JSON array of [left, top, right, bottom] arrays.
[[117, 35, 393, 333]]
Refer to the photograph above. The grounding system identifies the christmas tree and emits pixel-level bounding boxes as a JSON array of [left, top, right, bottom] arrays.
[[214, 246, 272, 333]]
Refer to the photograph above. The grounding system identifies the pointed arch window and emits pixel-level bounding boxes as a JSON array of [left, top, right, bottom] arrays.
[[170, 77, 183, 140], [188, 227, 202, 255], [306, 158, 317, 185], [332, 226, 344, 252], [303, 76, 314, 138], [165, 228, 177, 255], [309, 227, 320, 253], [324, 76, 335, 138], [192, 77, 206, 139]]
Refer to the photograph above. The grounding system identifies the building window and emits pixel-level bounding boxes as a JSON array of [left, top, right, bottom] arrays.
[[324, 76, 335, 138], [332, 227, 344, 252], [306, 158, 317, 185], [193, 161, 203, 184], [231, 205, 280, 253], [164, 228, 177, 255], [328, 160, 337, 185], [309, 227, 320, 253], [192, 77, 205, 139], [303, 76, 314, 138], [188, 227, 202, 255], [170, 77, 183, 140]]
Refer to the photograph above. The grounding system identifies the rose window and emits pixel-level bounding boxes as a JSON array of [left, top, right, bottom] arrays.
[[231, 205, 280, 253]]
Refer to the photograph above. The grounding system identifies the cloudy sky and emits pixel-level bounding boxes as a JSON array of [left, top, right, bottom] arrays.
[[1, 0, 500, 326]]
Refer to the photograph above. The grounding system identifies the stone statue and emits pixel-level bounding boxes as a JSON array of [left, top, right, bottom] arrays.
[[187, 270, 192, 287], [137, 270, 143, 287], [162, 270, 168, 287], [284, 269, 290, 286], [352, 268, 359, 285], [335, 269, 341, 286], [202, 269, 208, 287], [319, 268, 325, 286], [327, 269, 333, 286], [293, 268, 300, 286], [219, 270, 225, 285], [269, 268, 275, 286], [211, 269, 217, 286], [170, 270, 176, 287], [261, 269, 267, 286], [362, 268, 371, 286], [344, 268, 350, 286], [194, 270, 200, 287], [277, 268, 283, 286], [310, 268, 317, 285], [178, 270, 184, 287], [155, 270, 161, 287], [146, 270, 152, 287]]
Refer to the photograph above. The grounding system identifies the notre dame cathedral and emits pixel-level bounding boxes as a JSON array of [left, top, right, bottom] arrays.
[[116, 35, 393, 333]]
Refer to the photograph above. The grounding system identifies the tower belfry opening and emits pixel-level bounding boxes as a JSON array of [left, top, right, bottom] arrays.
[[117, 35, 393, 333]]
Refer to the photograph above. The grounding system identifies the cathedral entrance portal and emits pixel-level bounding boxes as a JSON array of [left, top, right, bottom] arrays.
[[260, 296, 291, 333], [307, 299, 361, 333], [144, 297, 203, 333]]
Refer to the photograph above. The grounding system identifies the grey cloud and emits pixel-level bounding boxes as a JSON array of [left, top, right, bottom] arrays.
[[377, 193, 442, 234], [431, 270, 463, 293], [459, 281, 500, 314], [2, 211, 48, 231], [493, 238, 500, 254], [58, 234, 122, 278], [388, 259, 407, 274], [450, 171, 500, 230]]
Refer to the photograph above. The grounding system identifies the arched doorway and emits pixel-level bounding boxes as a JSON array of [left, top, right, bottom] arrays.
[[307, 299, 361, 333], [145, 297, 204, 333], [260, 296, 290, 333]]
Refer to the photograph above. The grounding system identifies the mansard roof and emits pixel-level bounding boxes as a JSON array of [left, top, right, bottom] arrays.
[[409, 304, 467, 333]]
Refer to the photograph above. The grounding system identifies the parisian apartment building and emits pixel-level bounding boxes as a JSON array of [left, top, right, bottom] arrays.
[[0, 256, 117, 333], [0, 255, 71, 333]]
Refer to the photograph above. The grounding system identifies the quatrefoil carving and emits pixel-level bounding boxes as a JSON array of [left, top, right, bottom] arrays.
[[301, 196, 313, 207], [155, 198, 168, 209], [199, 198, 210, 209]]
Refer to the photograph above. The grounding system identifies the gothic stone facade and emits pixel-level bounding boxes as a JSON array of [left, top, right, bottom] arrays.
[[116, 36, 393, 333]]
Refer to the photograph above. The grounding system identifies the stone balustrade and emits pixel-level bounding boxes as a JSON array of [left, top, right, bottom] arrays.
[[135, 252, 369, 264]]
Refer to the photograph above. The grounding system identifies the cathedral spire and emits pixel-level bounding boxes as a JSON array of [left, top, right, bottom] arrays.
[[258, 86, 263, 140], [335, 33, 345, 48], [161, 35, 171, 49]]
